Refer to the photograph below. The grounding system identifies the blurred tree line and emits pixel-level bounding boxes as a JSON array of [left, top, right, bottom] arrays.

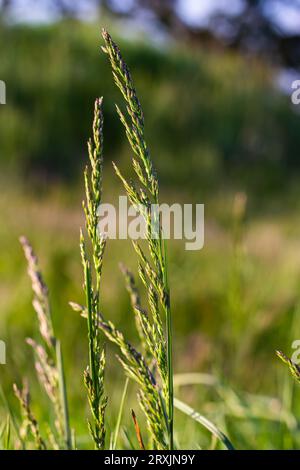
[[0, 20, 299, 193], [1, 0, 300, 68]]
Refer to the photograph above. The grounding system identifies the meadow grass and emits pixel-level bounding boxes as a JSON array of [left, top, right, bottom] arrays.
[[4, 29, 235, 451], [1, 29, 300, 451], [18, 236, 71, 449]]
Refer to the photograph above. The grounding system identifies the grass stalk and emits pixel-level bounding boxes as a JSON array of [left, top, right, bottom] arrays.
[[13, 382, 46, 450], [56, 340, 72, 450], [84, 258, 97, 389], [162, 240, 174, 449], [20, 236, 71, 449], [101, 28, 173, 450], [166, 303, 173, 448], [0, 384, 25, 449], [5, 416, 10, 450], [112, 378, 129, 450], [72, 97, 108, 450]]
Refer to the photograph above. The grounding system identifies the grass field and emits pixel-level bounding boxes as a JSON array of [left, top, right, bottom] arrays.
[[1, 177, 300, 448], [1, 22, 300, 450]]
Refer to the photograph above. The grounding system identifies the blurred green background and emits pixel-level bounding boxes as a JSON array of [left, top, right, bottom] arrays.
[[1, 0, 300, 450]]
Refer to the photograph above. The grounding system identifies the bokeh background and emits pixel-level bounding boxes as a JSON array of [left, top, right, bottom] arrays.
[[1, 0, 300, 449]]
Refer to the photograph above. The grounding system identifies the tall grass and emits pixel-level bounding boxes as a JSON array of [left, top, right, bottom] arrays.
[[5, 29, 239, 451], [19, 236, 71, 450], [101, 28, 173, 449], [74, 29, 174, 450], [71, 97, 108, 450], [72, 29, 233, 451]]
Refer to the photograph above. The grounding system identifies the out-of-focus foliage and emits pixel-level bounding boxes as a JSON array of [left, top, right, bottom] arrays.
[[0, 21, 299, 193], [2, 1, 300, 68]]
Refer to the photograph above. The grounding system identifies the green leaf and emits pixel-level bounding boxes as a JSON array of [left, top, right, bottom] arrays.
[[174, 397, 235, 450]]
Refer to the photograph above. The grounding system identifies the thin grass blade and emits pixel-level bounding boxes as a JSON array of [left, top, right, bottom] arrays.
[[174, 398, 235, 450], [112, 378, 129, 450]]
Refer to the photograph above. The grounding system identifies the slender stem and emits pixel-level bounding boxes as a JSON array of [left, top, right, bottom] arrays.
[[56, 340, 72, 450], [174, 398, 235, 450], [165, 290, 173, 448], [84, 262, 97, 389], [5, 415, 11, 450], [112, 378, 129, 450], [157, 202, 174, 450], [161, 236, 173, 450], [0, 384, 25, 449]]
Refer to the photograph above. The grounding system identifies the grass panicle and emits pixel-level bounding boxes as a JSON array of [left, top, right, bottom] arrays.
[[11, 29, 239, 452], [98, 312, 167, 449], [71, 96, 108, 450], [276, 350, 300, 384], [101, 28, 173, 449], [19, 236, 71, 449], [19, 236, 54, 348], [13, 382, 46, 450]]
